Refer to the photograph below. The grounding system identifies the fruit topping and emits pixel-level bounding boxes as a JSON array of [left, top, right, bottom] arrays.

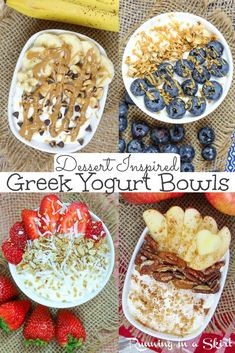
[[2, 240, 24, 265], [202, 80, 223, 100], [39, 194, 62, 235], [206, 40, 224, 58], [166, 98, 186, 119], [181, 78, 198, 96], [57, 202, 91, 234], [188, 96, 206, 116], [10, 222, 27, 250], [21, 209, 40, 240], [130, 79, 148, 96], [144, 88, 165, 112], [85, 221, 106, 242], [174, 59, 194, 78]]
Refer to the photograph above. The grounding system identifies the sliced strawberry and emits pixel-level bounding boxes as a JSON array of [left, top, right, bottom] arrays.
[[21, 210, 39, 240], [85, 221, 106, 243], [10, 222, 27, 250], [39, 195, 62, 236], [2, 240, 24, 265], [57, 202, 91, 234]]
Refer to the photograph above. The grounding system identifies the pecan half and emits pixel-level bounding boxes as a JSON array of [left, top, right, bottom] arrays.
[[193, 285, 213, 294], [135, 253, 145, 265], [183, 268, 206, 283], [209, 279, 220, 294], [145, 234, 159, 251], [153, 272, 174, 283], [205, 270, 221, 283], [174, 270, 186, 280], [140, 249, 159, 260], [173, 279, 196, 290], [158, 251, 187, 269], [203, 261, 225, 275]]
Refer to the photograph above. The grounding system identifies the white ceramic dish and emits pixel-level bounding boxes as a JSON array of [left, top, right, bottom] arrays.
[[9, 210, 115, 308], [8, 29, 110, 154], [122, 226, 230, 341], [122, 12, 233, 124]]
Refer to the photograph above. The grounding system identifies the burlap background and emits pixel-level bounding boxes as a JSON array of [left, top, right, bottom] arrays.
[[0, 193, 118, 353], [0, 5, 118, 172], [120, 193, 235, 340], [119, 0, 235, 172]]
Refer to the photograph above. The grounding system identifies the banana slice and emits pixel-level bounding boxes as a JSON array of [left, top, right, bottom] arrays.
[[81, 40, 101, 63], [97, 55, 114, 87], [22, 47, 45, 70], [34, 33, 63, 48], [59, 34, 83, 64]]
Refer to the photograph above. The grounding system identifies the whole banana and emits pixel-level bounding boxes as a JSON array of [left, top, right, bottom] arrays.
[[6, 0, 119, 32]]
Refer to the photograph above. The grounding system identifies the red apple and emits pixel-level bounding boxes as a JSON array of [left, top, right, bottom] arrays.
[[121, 192, 185, 205], [205, 193, 235, 216]]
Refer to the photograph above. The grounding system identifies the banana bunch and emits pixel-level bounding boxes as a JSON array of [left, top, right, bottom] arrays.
[[6, 0, 119, 32]]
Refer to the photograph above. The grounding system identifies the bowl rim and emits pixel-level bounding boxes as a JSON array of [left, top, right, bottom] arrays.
[[8, 29, 110, 154], [122, 11, 234, 125], [9, 210, 115, 308], [122, 225, 230, 341]]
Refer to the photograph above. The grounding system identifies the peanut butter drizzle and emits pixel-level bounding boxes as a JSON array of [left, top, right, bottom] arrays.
[[19, 44, 99, 142]]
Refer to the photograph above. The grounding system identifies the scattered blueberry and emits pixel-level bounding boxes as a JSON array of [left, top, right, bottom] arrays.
[[145, 72, 162, 87], [207, 40, 224, 58], [158, 62, 174, 78], [188, 96, 206, 116], [179, 145, 195, 162], [188, 48, 206, 64], [150, 127, 170, 145], [198, 127, 215, 145], [166, 98, 186, 119], [169, 124, 185, 143], [202, 81, 223, 100], [143, 145, 160, 153], [209, 58, 229, 77], [163, 78, 181, 98], [119, 102, 128, 117], [130, 79, 148, 96], [174, 59, 194, 78], [119, 139, 126, 153], [131, 121, 149, 139], [127, 139, 144, 153], [181, 79, 198, 96], [144, 88, 165, 112], [125, 91, 135, 105], [181, 163, 195, 172], [201, 145, 217, 161], [162, 144, 179, 154], [119, 116, 128, 133], [192, 66, 211, 84]]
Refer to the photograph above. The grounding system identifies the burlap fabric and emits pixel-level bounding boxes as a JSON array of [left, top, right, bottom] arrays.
[[119, 0, 235, 172], [0, 193, 118, 353], [0, 6, 118, 172], [120, 193, 235, 340]]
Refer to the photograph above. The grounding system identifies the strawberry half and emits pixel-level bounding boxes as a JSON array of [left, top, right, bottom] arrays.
[[39, 194, 62, 236], [10, 222, 27, 250], [23, 305, 55, 346], [0, 300, 31, 333], [85, 221, 106, 243], [0, 275, 19, 304], [57, 202, 91, 234], [2, 240, 24, 265], [21, 209, 39, 240]]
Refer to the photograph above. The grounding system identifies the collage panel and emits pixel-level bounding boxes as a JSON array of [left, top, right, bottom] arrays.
[[0, 193, 118, 352]]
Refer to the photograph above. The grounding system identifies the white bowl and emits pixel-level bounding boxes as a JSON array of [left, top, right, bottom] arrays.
[[8, 29, 110, 154], [122, 226, 230, 341], [122, 12, 233, 124], [9, 211, 115, 308]]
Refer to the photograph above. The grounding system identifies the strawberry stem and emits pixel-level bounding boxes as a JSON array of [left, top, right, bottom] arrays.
[[64, 335, 83, 353], [24, 339, 48, 346], [0, 318, 10, 333]]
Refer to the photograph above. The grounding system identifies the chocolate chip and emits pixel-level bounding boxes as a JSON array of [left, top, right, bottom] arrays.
[[64, 108, 69, 116], [17, 122, 23, 128], [67, 70, 73, 77], [75, 116, 80, 121], [77, 138, 84, 145], [57, 141, 64, 148], [58, 112, 62, 119], [74, 105, 81, 112], [72, 73, 78, 80], [39, 130, 45, 136], [47, 77, 54, 84], [13, 111, 19, 118], [28, 116, 33, 123], [45, 99, 50, 107], [85, 125, 92, 132], [39, 93, 44, 100], [44, 119, 51, 126], [49, 140, 56, 147]]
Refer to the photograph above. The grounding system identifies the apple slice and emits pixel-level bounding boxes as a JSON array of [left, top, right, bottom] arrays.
[[165, 206, 184, 252], [199, 216, 218, 234], [143, 209, 167, 244], [217, 226, 231, 259], [181, 208, 202, 261], [196, 229, 221, 256]]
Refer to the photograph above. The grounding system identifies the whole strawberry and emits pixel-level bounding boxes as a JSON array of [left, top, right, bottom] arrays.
[[23, 305, 55, 346], [0, 299, 31, 333], [10, 222, 27, 250], [0, 275, 19, 304], [56, 309, 86, 352], [1, 239, 24, 265]]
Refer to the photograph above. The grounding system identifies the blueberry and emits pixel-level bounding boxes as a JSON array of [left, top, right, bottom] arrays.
[[174, 59, 194, 78], [209, 58, 229, 77], [201, 145, 217, 161], [181, 163, 195, 172], [166, 98, 186, 119], [119, 139, 126, 153], [163, 78, 181, 98], [179, 145, 195, 162], [125, 91, 135, 105], [181, 79, 198, 96], [192, 66, 211, 84], [119, 116, 127, 133], [207, 40, 224, 58], [188, 47, 207, 64], [198, 127, 215, 145], [143, 145, 160, 153], [188, 96, 206, 116], [162, 144, 179, 154], [169, 124, 185, 143], [150, 127, 170, 145], [131, 121, 149, 139], [130, 79, 148, 96], [127, 139, 144, 153], [202, 81, 223, 100], [145, 72, 162, 87], [158, 62, 174, 78], [119, 102, 128, 117], [144, 88, 165, 112]]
